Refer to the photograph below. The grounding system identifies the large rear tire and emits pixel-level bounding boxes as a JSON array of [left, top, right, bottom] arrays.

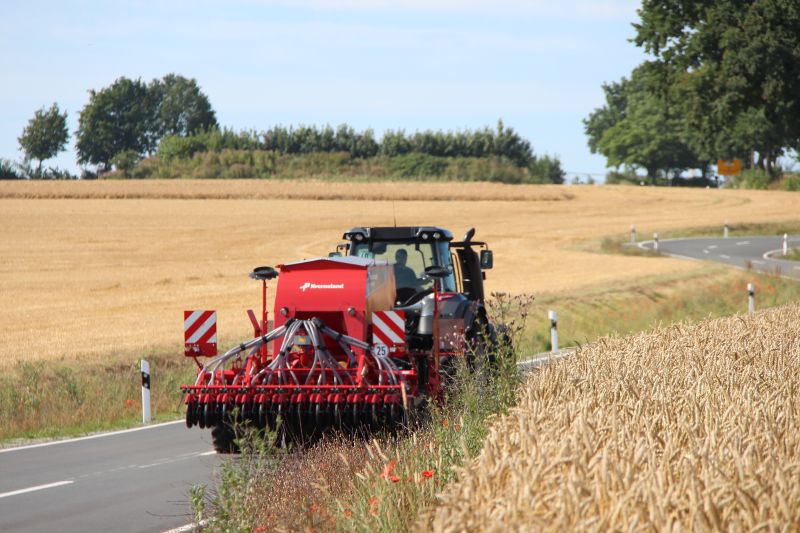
[[211, 424, 240, 454]]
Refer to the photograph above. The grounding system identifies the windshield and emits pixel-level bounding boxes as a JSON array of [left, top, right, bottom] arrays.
[[351, 240, 456, 292]]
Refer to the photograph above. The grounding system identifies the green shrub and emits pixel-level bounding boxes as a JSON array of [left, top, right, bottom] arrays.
[[0, 158, 25, 179], [732, 168, 771, 189], [781, 173, 800, 191], [111, 150, 140, 175], [605, 170, 640, 185], [388, 153, 449, 177]]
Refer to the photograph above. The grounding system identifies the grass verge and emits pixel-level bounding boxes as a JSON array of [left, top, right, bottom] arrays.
[[520, 266, 800, 355], [0, 351, 195, 443]]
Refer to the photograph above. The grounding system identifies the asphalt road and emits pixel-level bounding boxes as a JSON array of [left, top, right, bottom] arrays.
[[0, 352, 563, 533], [638, 235, 800, 280], [0, 421, 220, 533]]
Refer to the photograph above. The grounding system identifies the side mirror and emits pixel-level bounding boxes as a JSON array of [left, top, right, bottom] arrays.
[[250, 266, 278, 281], [463, 227, 475, 242], [480, 250, 493, 270], [424, 265, 449, 279]]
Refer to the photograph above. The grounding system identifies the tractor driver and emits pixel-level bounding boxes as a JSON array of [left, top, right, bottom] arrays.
[[393, 249, 423, 290]]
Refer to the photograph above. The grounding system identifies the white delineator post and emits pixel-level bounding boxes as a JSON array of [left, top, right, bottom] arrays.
[[747, 283, 755, 314], [630, 224, 637, 244], [548, 310, 559, 354], [141, 359, 152, 424], [783, 233, 789, 256], [724, 221, 729, 239], [653, 233, 659, 252]]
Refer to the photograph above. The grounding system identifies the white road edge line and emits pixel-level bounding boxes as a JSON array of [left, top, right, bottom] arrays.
[[0, 420, 184, 454], [719, 254, 730, 259], [0, 480, 74, 499], [164, 518, 209, 533]]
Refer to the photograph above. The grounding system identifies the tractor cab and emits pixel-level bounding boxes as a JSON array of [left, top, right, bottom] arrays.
[[338, 226, 492, 305], [337, 226, 494, 352]]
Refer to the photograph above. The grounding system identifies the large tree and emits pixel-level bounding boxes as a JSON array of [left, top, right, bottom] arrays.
[[584, 64, 701, 182], [76, 77, 157, 169], [18, 103, 69, 175], [76, 74, 217, 170], [151, 74, 217, 138], [633, 0, 800, 175]]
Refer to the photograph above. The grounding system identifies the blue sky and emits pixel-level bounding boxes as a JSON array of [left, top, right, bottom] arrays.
[[1, 0, 648, 178]]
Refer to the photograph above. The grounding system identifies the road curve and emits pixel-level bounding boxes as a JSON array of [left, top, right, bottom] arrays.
[[0, 421, 220, 533], [638, 235, 800, 280]]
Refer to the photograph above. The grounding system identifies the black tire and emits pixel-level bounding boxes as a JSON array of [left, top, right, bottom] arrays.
[[211, 424, 240, 454]]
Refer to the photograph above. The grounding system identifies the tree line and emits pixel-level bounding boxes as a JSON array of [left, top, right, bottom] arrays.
[[6, 75, 563, 183], [156, 120, 563, 182], [585, 0, 800, 184]]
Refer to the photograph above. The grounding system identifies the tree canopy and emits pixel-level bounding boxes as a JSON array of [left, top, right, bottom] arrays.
[[76, 74, 217, 170], [18, 103, 69, 174], [584, 64, 701, 182], [586, 0, 800, 180]]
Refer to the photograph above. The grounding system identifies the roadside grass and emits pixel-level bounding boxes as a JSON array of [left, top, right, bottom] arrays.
[[520, 266, 800, 355], [0, 351, 195, 443], [786, 248, 800, 261]]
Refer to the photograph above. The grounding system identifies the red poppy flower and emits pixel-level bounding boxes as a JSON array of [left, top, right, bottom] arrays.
[[422, 470, 435, 478], [380, 459, 397, 479]]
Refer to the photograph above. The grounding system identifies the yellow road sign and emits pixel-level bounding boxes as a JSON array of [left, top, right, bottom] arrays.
[[717, 159, 742, 176]]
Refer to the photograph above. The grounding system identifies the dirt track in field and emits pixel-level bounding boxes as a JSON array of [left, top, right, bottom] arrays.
[[1, 180, 798, 365]]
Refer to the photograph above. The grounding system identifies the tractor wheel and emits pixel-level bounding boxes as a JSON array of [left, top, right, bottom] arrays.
[[211, 424, 240, 454], [185, 403, 197, 428]]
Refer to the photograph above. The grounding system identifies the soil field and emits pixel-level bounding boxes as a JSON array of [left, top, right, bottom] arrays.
[[1, 180, 798, 366]]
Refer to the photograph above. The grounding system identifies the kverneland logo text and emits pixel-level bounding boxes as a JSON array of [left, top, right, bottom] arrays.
[[299, 282, 345, 292]]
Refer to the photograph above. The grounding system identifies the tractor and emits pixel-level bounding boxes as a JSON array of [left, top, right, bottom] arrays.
[[180, 226, 495, 452]]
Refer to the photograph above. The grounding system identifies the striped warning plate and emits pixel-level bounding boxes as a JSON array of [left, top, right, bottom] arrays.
[[184, 310, 217, 356], [372, 310, 406, 346]]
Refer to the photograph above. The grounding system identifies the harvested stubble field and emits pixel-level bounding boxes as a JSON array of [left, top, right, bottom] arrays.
[[1, 180, 799, 367], [430, 304, 800, 531]]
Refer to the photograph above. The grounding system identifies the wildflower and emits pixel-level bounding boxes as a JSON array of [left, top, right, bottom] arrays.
[[422, 470, 435, 479], [443, 419, 449, 427], [124, 399, 134, 409], [380, 459, 397, 480], [390, 475, 400, 483], [344, 509, 352, 518], [369, 496, 378, 516]]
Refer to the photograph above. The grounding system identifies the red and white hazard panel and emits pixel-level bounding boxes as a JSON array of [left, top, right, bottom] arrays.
[[371, 310, 406, 350], [184, 310, 218, 356]]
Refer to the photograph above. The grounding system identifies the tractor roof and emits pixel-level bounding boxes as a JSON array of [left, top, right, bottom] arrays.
[[280, 255, 388, 269], [343, 226, 453, 242]]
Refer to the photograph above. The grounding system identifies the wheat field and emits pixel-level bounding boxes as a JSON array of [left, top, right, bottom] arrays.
[[430, 304, 800, 531], [1, 180, 798, 365]]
